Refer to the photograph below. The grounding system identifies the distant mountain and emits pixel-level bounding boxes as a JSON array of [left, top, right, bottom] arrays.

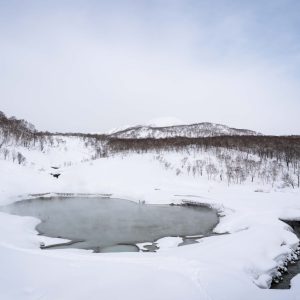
[[0, 110, 261, 143], [108, 117, 186, 135], [109, 122, 261, 139]]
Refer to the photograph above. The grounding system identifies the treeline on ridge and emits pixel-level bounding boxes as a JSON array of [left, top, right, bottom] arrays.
[[107, 136, 300, 167]]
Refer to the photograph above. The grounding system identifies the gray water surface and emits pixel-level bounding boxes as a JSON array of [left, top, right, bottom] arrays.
[[3, 197, 218, 252]]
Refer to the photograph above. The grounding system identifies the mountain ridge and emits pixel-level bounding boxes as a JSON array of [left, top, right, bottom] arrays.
[[109, 122, 261, 139]]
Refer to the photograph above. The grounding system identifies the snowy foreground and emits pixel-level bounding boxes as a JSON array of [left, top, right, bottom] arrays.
[[1, 150, 300, 300]]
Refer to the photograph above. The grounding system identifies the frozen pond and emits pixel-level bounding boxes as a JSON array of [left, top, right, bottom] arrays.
[[3, 197, 219, 253]]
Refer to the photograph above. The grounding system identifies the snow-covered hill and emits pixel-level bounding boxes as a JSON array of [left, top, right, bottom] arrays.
[[108, 117, 186, 134], [0, 111, 298, 189], [109, 122, 261, 139], [1, 111, 300, 300]]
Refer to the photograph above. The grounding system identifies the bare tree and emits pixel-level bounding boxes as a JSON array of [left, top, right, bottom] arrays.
[[225, 165, 234, 186], [282, 173, 295, 189], [270, 161, 279, 187], [11, 150, 17, 163], [181, 157, 188, 168], [246, 159, 260, 182], [195, 159, 206, 176], [176, 168, 182, 176], [2, 148, 9, 160], [17, 152, 26, 165], [186, 164, 191, 175], [295, 163, 300, 188], [233, 165, 246, 184], [206, 163, 218, 180]]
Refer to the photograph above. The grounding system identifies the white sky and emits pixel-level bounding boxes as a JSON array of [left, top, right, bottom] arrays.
[[1, 0, 300, 135]]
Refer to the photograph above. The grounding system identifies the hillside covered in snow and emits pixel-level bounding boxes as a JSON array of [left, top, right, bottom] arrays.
[[109, 122, 261, 139], [1, 111, 299, 189]]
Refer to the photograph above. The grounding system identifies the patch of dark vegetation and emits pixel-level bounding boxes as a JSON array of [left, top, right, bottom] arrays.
[[107, 136, 300, 166], [50, 173, 61, 179]]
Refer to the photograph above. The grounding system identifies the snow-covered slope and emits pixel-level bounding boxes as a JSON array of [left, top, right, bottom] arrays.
[[109, 122, 261, 139], [0, 112, 297, 189], [0, 152, 300, 300], [1, 111, 300, 300], [108, 117, 186, 134]]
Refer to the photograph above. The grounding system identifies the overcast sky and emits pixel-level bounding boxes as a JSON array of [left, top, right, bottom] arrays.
[[1, 0, 300, 134]]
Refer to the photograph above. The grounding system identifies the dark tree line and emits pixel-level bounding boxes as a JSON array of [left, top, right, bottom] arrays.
[[106, 136, 300, 188], [0, 111, 36, 147], [107, 136, 300, 164]]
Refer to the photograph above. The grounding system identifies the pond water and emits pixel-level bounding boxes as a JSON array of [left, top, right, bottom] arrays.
[[3, 197, 219, 253]]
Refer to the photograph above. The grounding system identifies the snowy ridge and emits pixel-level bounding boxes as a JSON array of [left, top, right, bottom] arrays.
[[109, 122, 261, 139], [108, 117, 186, 134]]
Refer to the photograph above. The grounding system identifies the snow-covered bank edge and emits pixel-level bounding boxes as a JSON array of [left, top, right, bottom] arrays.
[[2, 191, 300, 291]]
